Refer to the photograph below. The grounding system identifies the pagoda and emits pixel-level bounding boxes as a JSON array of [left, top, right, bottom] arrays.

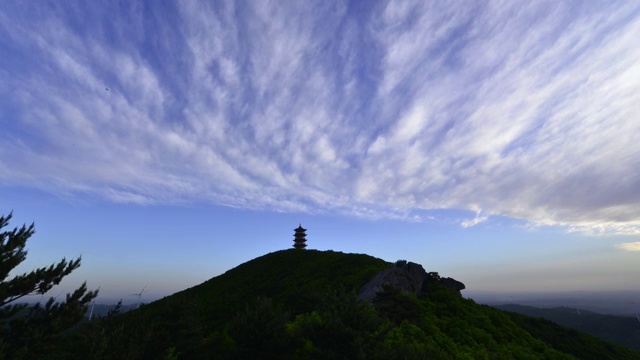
[[292, 224, 307, 249]]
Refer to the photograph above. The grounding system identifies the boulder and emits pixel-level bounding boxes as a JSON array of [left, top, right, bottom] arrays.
[[440, 277, 466, 293], [358, 260, 465, 301]]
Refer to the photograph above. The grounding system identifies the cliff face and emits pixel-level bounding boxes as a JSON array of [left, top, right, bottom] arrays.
[[358, 260, 465, 301], [440, 276, 466, 293]]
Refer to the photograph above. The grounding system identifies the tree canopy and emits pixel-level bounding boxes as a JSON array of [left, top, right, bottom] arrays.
[[0, 212, 97, 359]]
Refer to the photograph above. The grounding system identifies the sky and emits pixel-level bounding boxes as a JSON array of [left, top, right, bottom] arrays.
[[1, 1, 639, 305]]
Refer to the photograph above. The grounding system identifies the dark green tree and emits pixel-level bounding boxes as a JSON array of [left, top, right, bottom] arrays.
[[0, 212, 98, 359]]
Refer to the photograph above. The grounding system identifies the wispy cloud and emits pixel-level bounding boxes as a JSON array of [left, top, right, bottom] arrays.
[[461, 210, 489, 229], [1, 1, 639, 234], [615, 242, 640, 252]]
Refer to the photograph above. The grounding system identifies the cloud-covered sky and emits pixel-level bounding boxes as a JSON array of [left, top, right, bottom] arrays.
[[1, 1, 640, 301], [2, 1, 639, 234]]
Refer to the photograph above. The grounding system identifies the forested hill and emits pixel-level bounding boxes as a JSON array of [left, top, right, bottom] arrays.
[[494, 304, 640, 350], [55, 249, 640, 359]]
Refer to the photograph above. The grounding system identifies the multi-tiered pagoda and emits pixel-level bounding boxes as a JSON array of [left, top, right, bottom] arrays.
[[293, 225, 307, 249]]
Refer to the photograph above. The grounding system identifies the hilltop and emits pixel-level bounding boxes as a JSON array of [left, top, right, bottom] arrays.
[[54, 249, 639, 359]]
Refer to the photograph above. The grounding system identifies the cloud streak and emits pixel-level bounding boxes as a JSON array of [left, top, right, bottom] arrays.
[[1, 1, 639, 234], [615, 242, 640, 252]]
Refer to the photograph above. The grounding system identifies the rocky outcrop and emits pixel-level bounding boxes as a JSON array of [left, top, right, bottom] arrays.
[[439, 277, 466, 293], [358, 260, 465, 301]]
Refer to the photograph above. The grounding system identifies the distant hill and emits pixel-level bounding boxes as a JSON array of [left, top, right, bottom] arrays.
[[494, 304, 640, 350], [53, 249, 640, 359], [469, 290, 640, 316], [84, 303, 137, 318]]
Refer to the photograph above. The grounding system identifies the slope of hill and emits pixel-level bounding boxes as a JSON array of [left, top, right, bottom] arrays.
[[54, 249, 640, 359], [494, 304, 640, 350]]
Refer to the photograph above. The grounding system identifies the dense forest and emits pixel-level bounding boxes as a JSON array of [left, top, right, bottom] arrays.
[[494, 304, 640, 350], [2, 213, 639, 359]]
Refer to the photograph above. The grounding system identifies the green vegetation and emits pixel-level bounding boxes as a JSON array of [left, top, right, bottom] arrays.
[[0, 213, 97, 359], [495, 304, 640, 350], [56, 250, 640, 359]]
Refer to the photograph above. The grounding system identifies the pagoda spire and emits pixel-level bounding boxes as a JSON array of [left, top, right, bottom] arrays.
[[293, 224, 307, 249]]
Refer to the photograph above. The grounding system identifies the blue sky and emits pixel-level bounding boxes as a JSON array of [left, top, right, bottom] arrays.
[[1, 1, 639, 304]]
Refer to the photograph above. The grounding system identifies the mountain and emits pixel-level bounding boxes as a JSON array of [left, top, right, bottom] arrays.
[[56, 249, 639, 359], [494, 304, 640, 350]]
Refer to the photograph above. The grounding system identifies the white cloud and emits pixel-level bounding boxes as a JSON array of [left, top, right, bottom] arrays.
[[461, 214, 489, 229], [1, 1, 640, 234], [615, 242, 640, 252]]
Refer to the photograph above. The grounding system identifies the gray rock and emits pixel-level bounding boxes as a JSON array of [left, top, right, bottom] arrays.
[[358, 260, 465, 301], [440, 277, 466, 293]]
